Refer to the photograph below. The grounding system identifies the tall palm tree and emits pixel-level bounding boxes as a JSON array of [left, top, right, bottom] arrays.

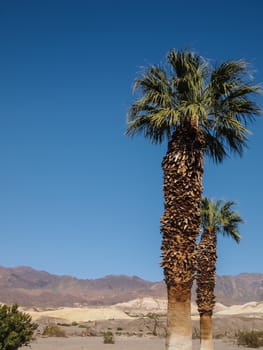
[[196, 197, 243, 350], [126, 49, 260, 350]]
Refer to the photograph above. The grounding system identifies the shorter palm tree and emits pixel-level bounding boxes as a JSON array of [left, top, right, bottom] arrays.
[[196, 197, 243, 350]]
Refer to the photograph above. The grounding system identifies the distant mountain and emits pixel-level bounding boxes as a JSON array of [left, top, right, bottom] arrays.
[[0, 266, 164, 307], [0, 266, 262, 307], [215, 273, 263, 305]]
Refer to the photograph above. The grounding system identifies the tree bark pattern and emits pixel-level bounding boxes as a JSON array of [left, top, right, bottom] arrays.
[[196, 229, 217, 314], [161, 125, 204, 287]]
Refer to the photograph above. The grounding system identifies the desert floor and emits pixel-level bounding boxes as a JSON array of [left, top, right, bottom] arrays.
[[20, 336, 258, 350], [20, 302, 263, 349]]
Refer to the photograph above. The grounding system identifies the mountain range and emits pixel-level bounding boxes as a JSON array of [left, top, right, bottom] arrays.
[[0, 266, 262, 307]]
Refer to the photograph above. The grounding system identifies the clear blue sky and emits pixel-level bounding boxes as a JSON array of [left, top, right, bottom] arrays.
[[1, 0, 263, 281]]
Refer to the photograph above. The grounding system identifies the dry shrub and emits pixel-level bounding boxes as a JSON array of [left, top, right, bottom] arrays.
[[237, 330, 263, 348], [42, 324, 66, 337], [103, 331, 115, 344]]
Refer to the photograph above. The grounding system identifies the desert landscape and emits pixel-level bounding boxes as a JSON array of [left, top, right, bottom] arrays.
[[1, 267, 263, 349], [17, 298, 263, 349], [17, 300, 263, 349]]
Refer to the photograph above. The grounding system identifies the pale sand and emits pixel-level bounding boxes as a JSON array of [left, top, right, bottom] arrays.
[[216, 301, 263, 316], [19, 337, 251, 350], [25, 300, 263, 323], [28, 307, 131, 322], [22, 302, 263, 349]]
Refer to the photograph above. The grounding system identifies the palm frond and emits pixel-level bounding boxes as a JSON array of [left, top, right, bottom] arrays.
[[209, 60, 248, 97], [202, 129, 227, 162], [126, 111, 175, 144], [126, 49, 261, 152], [201, 113, 251, 162], [168, 50, 208, 104], [201, 197, 243, 243]]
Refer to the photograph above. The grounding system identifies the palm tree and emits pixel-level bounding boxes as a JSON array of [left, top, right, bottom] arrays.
[[126, 49, 260, 350], [196, 197, 243, 350]]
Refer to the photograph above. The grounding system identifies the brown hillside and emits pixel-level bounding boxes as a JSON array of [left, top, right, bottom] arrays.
[[0, 266, 262, 307]]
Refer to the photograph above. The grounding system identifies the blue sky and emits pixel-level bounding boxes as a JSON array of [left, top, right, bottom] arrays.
[[0, 0, 263, 281]]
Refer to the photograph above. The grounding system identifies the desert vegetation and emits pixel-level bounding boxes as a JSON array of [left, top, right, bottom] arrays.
[[103, 330, 115, 344], [236, 330, 263, 348], [0, 304, 37, 350], [42, 324, 67, 337]]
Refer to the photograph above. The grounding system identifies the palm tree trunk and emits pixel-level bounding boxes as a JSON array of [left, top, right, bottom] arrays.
[[200, 312, 213, 350], [161, 125, 205, 350], [166, 285, 192, 350], [196, 229, 217, 350]]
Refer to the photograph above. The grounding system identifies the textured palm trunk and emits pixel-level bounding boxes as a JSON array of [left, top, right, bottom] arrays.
[[161, 125, 204, 350], [196, 229, 217, 350], [200, 312, 213, 350], [166, 285, 192, 350]]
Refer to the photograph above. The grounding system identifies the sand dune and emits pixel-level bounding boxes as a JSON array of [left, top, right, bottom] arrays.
[[114, 297, 263, 317], [25, 298, 263, 323], [216, 301, 263, 316], [28, 307, 131, 322]]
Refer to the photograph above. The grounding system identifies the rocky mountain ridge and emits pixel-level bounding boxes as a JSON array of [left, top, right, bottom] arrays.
[[0, 266, 262, 307]]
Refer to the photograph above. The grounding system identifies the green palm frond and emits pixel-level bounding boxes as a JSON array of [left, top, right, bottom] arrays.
[[168, 50, 208, 103], [207, 60, 261, 124], [126, 49, 261, 155], [209, 60, 251, 96], [168, 50, 208, 83], [201, 111, 251, 161], [201, 197, 243, 243], [126, 114, 172, 144], [202, 130, 228, 162], [132, 66, 175, 108]]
